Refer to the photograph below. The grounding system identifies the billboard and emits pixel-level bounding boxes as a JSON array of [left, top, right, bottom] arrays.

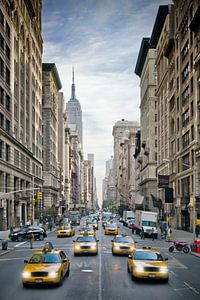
[[158, 175, 169, 188]]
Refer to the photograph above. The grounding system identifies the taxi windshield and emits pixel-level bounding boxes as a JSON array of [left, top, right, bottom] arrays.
[[63, 226, 71, 230], [76, 236, 96, 242], [106, 223, 117, 228], [134, 251, 164, 261], [29, 253, 61, 264], [81, 227, 93, 232], [115, 237, 134, 243]]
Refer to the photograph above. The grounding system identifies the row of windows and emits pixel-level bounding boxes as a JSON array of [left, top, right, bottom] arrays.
[[0, 85, 10, 111], [0, 112, 10, 132], [0, 57, 10, 85], [0, 8, 10, 38], [0, 139, 10, 161], [0, 33, 10, 60]]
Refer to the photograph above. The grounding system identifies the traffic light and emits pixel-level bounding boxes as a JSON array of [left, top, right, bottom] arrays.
[[36, 191, 42, 201]]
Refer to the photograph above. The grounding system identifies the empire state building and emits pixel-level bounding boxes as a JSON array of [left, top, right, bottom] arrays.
[[66, 68, 83, 147]]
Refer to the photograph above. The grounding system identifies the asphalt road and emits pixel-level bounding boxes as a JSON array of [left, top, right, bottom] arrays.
[[0, 218, 200, 300]]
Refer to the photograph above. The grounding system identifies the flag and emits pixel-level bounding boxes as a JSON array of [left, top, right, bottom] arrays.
[[151, 194, 162, 208], [135, 193, 144, 205]]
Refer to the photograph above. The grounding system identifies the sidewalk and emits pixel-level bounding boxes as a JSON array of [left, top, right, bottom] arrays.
[[165, 229, 200, 258], [0, 226, 57, 256]]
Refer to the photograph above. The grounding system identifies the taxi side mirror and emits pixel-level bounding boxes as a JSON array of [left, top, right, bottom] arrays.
[[135, 241, 138, 244], [165, 258, 168, 261], [24, 260, 28, 263], [111, 240, 114, 242], [63, 258, 68, 263], [73, 240, 75, 242], [96, 239, 99, 242], [128, 255, 132, 259]]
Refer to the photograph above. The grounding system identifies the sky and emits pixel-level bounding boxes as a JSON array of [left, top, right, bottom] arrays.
[[42, 0, 170, 206]]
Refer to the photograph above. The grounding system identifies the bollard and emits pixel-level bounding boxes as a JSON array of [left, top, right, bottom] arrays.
[[2, 240, 8, 250]]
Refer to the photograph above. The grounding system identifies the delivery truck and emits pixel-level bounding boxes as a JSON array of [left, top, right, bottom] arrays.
[[135, 210, 158, 238], [123, 210, 135, 226]]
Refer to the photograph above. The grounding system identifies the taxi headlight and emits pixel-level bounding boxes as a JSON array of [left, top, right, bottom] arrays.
[[135, 265, 144, 273], [75, 245, 80, 250], [49, 271, 59, 278], [160, 266, 168, 273], [114, 245, 120, 250], [130, 247, 135, 251], [22, 271, 31, 278], [91, 243, 97, 250]]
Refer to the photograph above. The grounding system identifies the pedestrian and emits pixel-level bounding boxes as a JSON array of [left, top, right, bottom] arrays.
[[195, 225, 199, 238], [49, 222, 53, 231], [10, 226, 14, 234], [141, 227, 145, 239], [168, 227, 172, 241], [29, 233, 34, 249], [151, 227, 155, 241], [130, 223, 135, 234]]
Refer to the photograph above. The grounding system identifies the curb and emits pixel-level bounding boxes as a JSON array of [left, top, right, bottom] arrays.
[[190, 251, 200, 258]]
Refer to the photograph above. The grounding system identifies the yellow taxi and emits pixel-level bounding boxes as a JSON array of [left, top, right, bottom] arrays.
[[57, 223, 75, 238], [127, 247, 169, 282], [104, 222, 119, 235], [111, 234, 136, 255], [73, 233, 99, 255], [79, 226, 96, 236], [21, 248, 70, 287]]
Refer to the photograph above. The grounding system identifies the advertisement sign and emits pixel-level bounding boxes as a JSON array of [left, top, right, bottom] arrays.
[[158, 175, 169, 188]]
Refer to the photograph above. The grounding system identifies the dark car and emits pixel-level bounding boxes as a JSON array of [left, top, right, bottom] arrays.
[[9, 226, 47, 242]]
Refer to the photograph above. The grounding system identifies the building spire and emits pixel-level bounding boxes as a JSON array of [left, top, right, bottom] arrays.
[[71, 66, 76, 100]]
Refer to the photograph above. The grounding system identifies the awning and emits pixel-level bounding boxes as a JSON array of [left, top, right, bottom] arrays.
[[151, 194, 162, 208]]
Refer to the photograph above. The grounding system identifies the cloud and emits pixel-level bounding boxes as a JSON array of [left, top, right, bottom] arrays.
[[42, 0, 170, 205]]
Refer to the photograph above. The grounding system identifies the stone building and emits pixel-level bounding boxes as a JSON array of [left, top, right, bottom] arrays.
[[112, 119, 140, 212], [0, 0, 43, 229], [135, 37, 158, 212], [42, 63, 62, 217]]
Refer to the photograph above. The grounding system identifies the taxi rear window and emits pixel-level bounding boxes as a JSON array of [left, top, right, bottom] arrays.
[[106, 224, 117, 228]]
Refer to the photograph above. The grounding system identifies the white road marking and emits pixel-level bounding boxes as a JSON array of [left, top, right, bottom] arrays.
[[98, 241, 102, 300], [14, 242, 26, 248], [81, 269, 93, 273], [0, 257, 27, 261], [184, 281, 199, 295]]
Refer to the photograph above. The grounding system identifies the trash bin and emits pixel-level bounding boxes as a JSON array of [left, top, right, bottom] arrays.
[[194, 239, 200, 253], [2, 240, 8, 250]]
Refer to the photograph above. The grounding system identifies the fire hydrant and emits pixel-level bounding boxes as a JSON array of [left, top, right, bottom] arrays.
[[2, 240, 8, 250]]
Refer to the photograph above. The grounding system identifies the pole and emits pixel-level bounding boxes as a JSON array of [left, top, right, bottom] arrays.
[[32, 176, 35, 225], [193, 163, 196, 237]]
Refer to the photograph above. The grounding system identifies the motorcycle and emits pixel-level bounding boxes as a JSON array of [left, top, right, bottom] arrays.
[[169, 241, 190, 253]]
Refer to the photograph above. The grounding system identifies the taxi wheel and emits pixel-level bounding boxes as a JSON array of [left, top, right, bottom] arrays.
[[127, 264, 130, 273], [22, 283, 28, 288], [131, 268, 136, 281], [163, 278, 169, 283], [66, 264, 70, 276]]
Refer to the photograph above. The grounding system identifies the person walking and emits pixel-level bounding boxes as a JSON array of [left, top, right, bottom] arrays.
[[195, 225, 199, 238], [141, 227, 145, 239], [151, 227, 155, 241], [130, 223, 135, 234]]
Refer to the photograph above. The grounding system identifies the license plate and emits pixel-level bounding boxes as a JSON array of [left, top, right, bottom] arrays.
[[149, 274, 155, 278], [35, 279, 43, 283]]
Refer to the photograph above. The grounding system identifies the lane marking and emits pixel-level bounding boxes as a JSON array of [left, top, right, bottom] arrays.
[[14, 242, 26, 248], [81, 269, 93, 273], [98, 236, 102, 300], [184, 281, 199, 295], [0, 257, 28, 261]]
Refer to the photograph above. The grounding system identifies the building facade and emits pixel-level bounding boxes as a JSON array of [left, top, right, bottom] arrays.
[[42, 63, 62, 217], [135, 38, 159, 212], [0, 0, 43, 229]]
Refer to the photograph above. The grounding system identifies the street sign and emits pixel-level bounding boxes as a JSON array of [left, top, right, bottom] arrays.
[[158, 175, 169, 188]]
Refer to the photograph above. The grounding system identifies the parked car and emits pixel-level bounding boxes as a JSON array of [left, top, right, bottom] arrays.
[[9, 226, 47, 242]]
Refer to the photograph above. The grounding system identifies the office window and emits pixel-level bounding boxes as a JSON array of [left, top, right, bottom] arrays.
[[0, 57, 4, 76], [6, 22, 10, 38], [6, 67, 10, 85], [5, 118, 10, 133], [182, 131, 190, 149], [0, 86, 4, 105], [182, 109, 190, 127], [0, 9, 4, 26], [191, 125, 194, 141], [0, 112, 4, 127], [5, 144, 10, 161], [14, 149, 19, 167], [6, 44, 10, 60], [0, 33, 4, 49], [0, 140, 3, 159], [5, 94, 10, 111]]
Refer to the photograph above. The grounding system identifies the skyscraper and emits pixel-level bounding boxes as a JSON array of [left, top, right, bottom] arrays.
[[66, 68, 83, 147]]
